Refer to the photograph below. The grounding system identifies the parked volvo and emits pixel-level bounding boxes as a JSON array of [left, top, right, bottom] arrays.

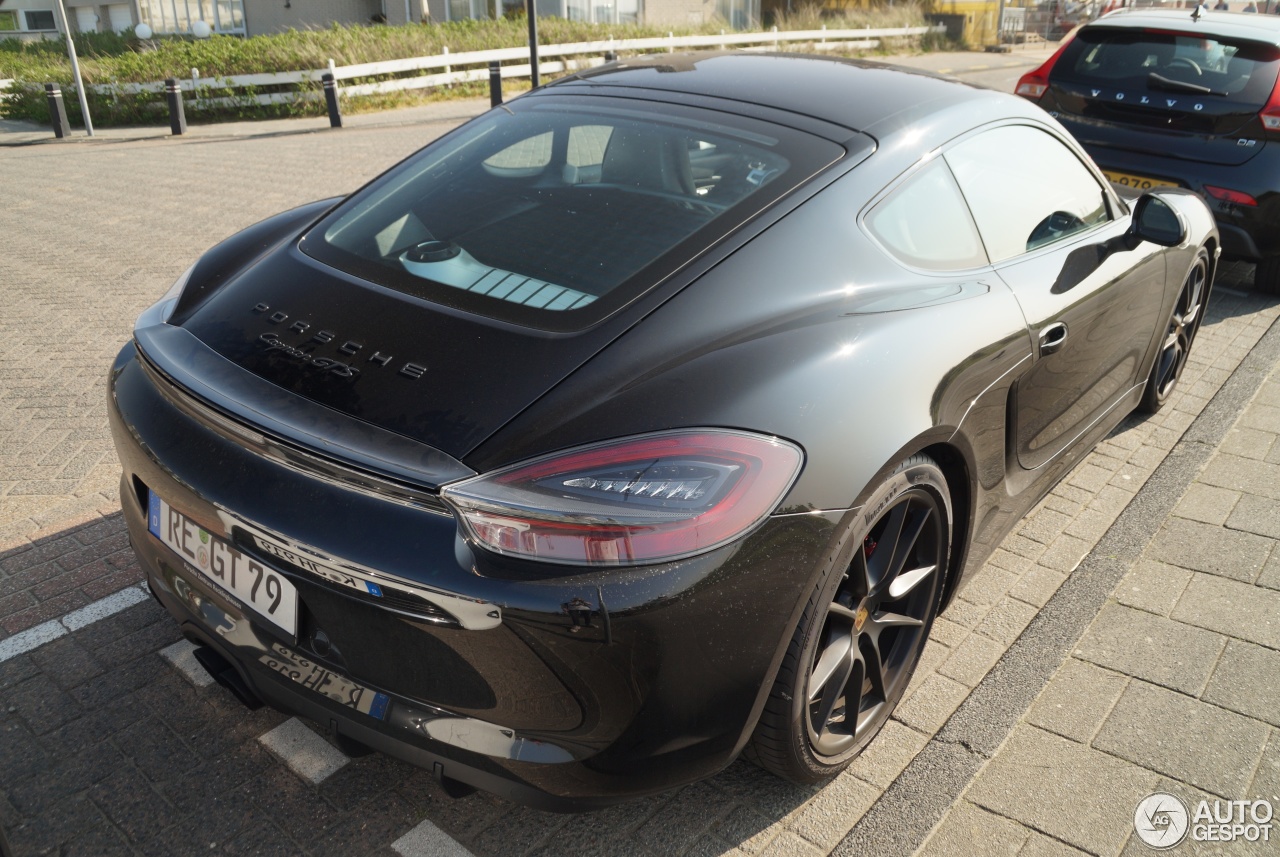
[[1017, 9, 1280, 292]]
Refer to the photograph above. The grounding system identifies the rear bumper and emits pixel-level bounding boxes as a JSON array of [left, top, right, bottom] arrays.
[[1214, 223, 1262, 261], [135, 542, 591, 810], [109, 338, 839, 808]]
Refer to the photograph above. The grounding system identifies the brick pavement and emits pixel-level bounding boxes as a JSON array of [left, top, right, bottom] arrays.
[[916, 343, 1280, 857], [0, 117, 465, 636], [1, 102, 1279, 857]]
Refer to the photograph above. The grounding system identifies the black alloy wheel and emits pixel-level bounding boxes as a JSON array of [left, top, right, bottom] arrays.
[[749, 455, 950, 783], [1140, 248, 1209, 414]]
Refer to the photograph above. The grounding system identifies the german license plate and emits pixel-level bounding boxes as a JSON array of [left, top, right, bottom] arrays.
[[1102, 170, 1178, 191], [148, 493, 298, 636], [259, 642, 390, 720]]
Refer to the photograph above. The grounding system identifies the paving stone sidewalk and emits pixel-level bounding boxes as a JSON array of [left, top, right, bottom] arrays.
[[915, 318, 1280, 857]]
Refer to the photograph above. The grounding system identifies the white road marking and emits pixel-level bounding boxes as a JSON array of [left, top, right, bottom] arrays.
[[0, 620, 67, 663], [258, 717, 349, 784], [61, 585, 150, 631], [159, 639, 215, 687], [0, 583, 151, 663], [392, 819, 476, 857]]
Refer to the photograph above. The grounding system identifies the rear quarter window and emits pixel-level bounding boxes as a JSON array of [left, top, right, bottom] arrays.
[[864, 159, 989, 271]]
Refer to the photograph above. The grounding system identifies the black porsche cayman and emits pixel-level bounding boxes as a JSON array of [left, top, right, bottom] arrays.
[[109, 52, 1218, 809]]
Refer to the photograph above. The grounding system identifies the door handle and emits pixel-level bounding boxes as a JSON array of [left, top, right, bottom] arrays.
[[1038, 322, 1069, 356]]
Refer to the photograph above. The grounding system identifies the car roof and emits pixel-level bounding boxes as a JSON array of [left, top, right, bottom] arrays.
[[547, 52, 1022, 134], [1087, 8, 1280, 43]]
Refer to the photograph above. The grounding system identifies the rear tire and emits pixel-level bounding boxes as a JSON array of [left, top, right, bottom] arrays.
[[1256, 257, 1280, 296], [747, 454, 950, 784]]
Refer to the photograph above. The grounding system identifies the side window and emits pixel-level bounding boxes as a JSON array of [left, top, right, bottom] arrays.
[[864, 158, 988, 271], [564, 124, 612, 184], [945, 125, 1109, 264], [485, 125, 616, 183], [567, 125, 612, 168]]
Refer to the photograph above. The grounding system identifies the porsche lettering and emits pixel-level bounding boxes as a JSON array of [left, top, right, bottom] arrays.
[[251, 303, 426, 379]]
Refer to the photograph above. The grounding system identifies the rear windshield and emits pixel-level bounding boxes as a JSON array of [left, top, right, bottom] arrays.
[[300, 95, 842, 331], [1056, 27, 1280, 106]]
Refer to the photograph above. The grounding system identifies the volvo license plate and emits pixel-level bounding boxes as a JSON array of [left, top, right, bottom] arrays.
[[1102, 170, 1177, 191]]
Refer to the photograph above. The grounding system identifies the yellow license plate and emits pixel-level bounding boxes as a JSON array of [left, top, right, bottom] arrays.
[[1102, 170, 1178, 191]]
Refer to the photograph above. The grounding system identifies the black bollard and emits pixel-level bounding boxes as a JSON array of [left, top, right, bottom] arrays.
[[604, 50, 617, 62], [45, 83, 70, 139], [526, 0, 539, 88], [165, 78, 187, 136], [322, 73, 342, 128], [488, 61, 502, 107]]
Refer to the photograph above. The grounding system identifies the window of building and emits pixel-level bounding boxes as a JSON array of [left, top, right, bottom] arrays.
[[107, 4, 134, 30], [138, 0, 244, 34], [453, 0, 639, 23], [448, 0, 487, 19], [716, 0, 757, 29], [24, 9, 57, 29]]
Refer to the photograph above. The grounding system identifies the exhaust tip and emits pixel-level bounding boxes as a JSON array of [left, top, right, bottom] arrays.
[[332, 731, 377, 758], [431, 761, 479, 799], [440, 776, 479, 800], [192, 645, 264, 710]]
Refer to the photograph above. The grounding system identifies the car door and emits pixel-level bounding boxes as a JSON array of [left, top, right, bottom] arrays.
[[945, 123, 1168, 471]]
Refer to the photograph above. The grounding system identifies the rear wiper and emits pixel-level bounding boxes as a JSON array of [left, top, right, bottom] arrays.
[[1146, 72, 1221, 96]]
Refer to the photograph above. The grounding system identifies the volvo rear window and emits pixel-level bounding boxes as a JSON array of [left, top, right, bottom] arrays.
[[300, 96, 842, 331], [1057, 28, 1280, 106]]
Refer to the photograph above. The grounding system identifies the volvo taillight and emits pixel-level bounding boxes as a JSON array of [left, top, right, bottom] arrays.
[[1204, 185, 1258, 207], [1015, 29, 1079, 102], [1261, 70, 1280, 136]]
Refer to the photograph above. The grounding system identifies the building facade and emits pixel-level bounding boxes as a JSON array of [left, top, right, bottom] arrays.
[[1, 0, 754, 40], [0, 0, 140, 39]]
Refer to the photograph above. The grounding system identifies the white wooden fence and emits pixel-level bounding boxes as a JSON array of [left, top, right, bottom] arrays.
[[70, 25, 941, 107]]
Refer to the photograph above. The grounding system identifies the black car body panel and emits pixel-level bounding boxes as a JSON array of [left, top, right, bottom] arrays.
[[561, 51, 1006, 134], [109, 52, 1220, 808], [176, 243, 622, 456], [112, 338, 845, 805]]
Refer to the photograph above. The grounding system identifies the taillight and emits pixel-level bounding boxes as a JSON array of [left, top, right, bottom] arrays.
[[442, 429, 804, 566], [1262, 71, 1280, 135], [1015, 77, 1049, 99], [1015, 29, 1078, 101], [1204, 185, 1258, 207]]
